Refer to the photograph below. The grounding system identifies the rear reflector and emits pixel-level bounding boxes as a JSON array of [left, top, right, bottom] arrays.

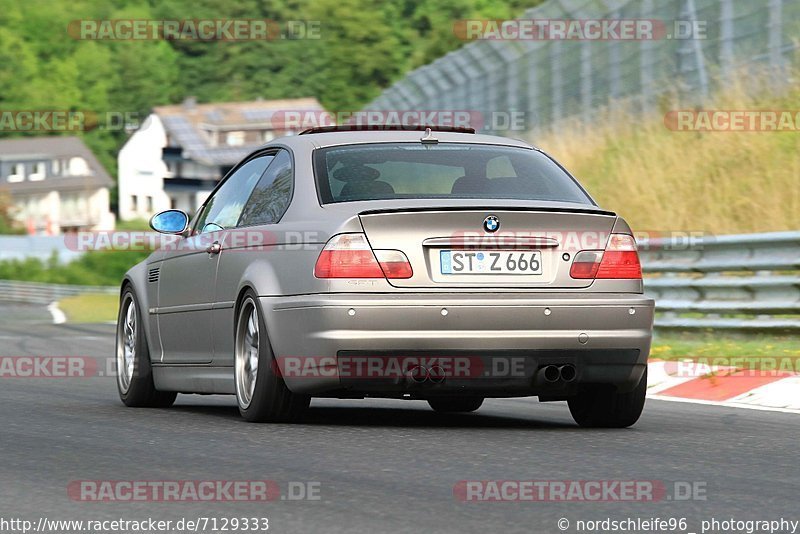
[[569, 234, 642, 280], [314, 234, 412, 279]]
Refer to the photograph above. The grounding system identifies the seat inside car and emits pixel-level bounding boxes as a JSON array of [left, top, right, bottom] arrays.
[[334, 164, 395, 198], [450, 174, 488, 194]]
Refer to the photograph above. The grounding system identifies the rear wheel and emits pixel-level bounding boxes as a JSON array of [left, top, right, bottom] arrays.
[[235, 291, 310, 422], [568, 368, 647, 428], [428, 397, 484, 413], [116, 288, 177, 408]]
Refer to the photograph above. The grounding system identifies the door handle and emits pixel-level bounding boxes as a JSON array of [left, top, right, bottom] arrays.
[[206, 241, 221, 255]]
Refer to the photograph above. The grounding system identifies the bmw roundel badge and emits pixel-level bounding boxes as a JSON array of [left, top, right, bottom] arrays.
[[483, 215, 500, 233]]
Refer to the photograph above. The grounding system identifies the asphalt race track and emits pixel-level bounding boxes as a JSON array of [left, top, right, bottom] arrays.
[[1, 302, 798, 534]]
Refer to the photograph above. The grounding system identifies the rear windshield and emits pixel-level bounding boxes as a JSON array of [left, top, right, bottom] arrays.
[[314, 143, 593, 205]]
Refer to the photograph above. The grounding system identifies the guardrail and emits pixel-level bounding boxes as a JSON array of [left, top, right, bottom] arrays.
[[0, 280, 117, 305], [640, 231, 800, 331], [0, 231, 797, 330]]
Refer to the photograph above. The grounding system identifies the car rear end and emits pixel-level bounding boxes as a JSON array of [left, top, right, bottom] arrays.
[[265, 131, 654, 402]]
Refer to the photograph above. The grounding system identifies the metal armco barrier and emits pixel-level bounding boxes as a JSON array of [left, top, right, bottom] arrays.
[[0, 280, 117, 305], [0, 231, 798, 330], [639, 231, 800, 330]]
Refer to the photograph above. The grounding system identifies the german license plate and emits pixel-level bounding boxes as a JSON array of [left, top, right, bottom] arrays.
[[440, 250, 543, 275]]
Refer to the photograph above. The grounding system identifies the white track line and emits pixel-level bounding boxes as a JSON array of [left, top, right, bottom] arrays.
[[47, 301, 67, 324], [648, 394, 800, 415]]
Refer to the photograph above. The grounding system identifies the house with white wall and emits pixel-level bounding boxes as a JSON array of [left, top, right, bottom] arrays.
[[0, 136, 115, 234], [118, 97, 324, 221]]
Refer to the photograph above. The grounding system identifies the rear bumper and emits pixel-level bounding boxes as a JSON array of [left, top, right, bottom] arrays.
[[263, 292, 654, 396]]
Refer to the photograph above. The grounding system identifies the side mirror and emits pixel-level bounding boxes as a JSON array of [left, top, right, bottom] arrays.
[[149, 210, 189, 235]]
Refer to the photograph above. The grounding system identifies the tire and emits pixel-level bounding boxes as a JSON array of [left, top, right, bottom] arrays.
[[116, 288, 177, 408], [568, 367, 647, 428], [234, 291, 310, 422], [428, 397, 484, 413]]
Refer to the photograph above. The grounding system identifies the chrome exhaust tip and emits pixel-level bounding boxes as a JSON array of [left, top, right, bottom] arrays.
[[428, 365, 446, 384], [407, 365, 428, 384], [559, 364, 577, 382], [542, 365, 561, 383]]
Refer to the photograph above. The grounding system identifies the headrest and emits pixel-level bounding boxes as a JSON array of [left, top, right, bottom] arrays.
[[332, 165, 381, 182]]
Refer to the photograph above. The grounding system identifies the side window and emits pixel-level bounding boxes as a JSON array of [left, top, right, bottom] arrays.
[[239, 150, 293, 226], [194, 154, 274, 233]]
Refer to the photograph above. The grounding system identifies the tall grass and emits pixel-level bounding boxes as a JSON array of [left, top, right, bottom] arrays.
[[534, 71, 800, 234]]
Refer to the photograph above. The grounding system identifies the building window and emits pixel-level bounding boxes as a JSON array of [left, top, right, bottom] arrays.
[[226, 131, 245, 146], [30, 162, 46, 181], [68, 157, 90, 176], [52, 160, 60, 176], [145, 196, 153, 212], [131, 195, 138, 213], [165, 160, 182, 178], [8, 163, 25, 182]]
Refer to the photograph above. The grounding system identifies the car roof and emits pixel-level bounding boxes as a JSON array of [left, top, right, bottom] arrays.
[[262, 129, 536, 152]]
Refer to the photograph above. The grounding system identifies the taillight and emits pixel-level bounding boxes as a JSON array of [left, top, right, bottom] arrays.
[[374, 249, 413, 279], [569, 234, 641, 280], [569, 250, 602, 279], [597, 234, 641, 278], [314, 234, 412, 279]]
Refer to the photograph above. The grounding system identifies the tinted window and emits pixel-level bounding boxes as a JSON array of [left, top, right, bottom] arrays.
[[195, 155, 273, 233], [239, 150, 293, 226], [314, 143, 592, 205]]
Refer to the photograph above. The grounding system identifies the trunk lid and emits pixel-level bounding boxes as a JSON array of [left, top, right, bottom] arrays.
[[358, 207, 617, 289]]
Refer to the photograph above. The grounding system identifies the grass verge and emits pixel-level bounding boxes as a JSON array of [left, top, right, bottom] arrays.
[[58, 293, 119, 323], [650, 332, 800, 371], [534, 70, 800, 234]]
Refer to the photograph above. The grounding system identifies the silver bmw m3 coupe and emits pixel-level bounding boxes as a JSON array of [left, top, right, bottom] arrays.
[[116, 125, 654, 427]]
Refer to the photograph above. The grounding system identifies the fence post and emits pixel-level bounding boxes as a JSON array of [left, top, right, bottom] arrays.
[[580, 40, 593, 124], [550, 41, 563, 124], [523, 42, 541, 134], [719, 0, 734, 83], [685, 0, 710, 101], [639, 0, 655, 113], [768, 0, 785, 82]]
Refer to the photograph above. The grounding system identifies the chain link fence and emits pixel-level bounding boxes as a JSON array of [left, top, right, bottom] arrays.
[[367, 0, 799, 134]]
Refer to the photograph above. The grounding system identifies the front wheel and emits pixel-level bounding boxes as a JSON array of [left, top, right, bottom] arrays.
[[568, 368, 647, 428], [234, 291, 310, 422], [428, 397, 484, 413], [116, 288, 177, 408]]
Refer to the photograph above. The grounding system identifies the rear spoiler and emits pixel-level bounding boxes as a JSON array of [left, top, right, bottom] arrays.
[[357, 206, 617, 217]]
